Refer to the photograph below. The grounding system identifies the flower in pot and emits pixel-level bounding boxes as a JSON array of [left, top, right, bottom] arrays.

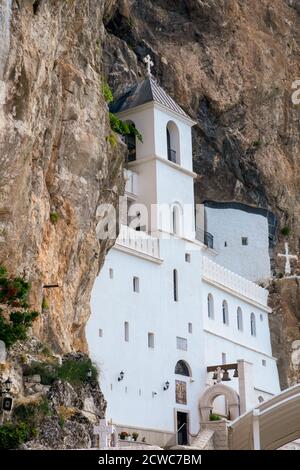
[[119, 431, 129, 440], [132, 432, 139, 442]]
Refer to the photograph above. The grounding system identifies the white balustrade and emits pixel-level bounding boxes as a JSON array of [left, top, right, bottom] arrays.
[[116, 225, 160, 260], [202, 257, 268, 306]]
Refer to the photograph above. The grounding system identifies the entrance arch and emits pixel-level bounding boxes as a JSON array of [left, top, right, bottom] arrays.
[[199, 384, 240, 422]]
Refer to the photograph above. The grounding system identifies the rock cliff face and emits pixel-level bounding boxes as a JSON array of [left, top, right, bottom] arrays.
[[103, 0, 300, 386], [0, 0, 125, 353], [0, 1, 299, 386]]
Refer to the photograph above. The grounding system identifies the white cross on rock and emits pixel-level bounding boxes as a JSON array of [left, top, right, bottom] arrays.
[[143, 54, 154, 76], [277, 242, 298, 275]]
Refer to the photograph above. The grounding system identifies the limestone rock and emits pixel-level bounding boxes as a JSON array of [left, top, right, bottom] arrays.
[[0, 0, 125, 353]]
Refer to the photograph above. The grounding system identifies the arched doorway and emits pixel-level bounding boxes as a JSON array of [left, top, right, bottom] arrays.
[[199, 384, 240, 422]]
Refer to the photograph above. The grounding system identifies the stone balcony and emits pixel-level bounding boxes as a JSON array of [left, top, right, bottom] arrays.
[[124, 169, 138, 199], [115, 224, 161, 262], [202, 257, 269, 307]]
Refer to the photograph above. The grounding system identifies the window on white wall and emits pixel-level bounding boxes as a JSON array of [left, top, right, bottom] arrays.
[[222, 353, 227, 365], [98, 328, 103, 338], [260, 313, 263, 322], [237, 307, 243, 331], [109, 268, 114, 279], [208, 294, 214, 319], [176, 337, 187, 351], [148, 332, 154, 349], [222, 300, 229, 325], [242, 237, 248, 246], [250, 313, 256, 337], [173, 269, 179, 302], [188, 323, 193, 334], [185, 253, 191, 263], [166, 121, 180, 164], [262, 359, 266, 367], [133, 276, 139, 293], [124, 322, 129, 342]]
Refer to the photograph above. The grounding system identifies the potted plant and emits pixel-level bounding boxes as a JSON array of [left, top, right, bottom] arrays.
[[132, 432, 139, 442], [119, 431, 129, 440], [209, 413, 221, 421]]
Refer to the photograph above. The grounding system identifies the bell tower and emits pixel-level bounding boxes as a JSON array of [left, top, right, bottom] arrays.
[[110, 57, 197, 239]]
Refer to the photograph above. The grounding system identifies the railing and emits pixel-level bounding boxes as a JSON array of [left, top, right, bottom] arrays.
[[195, 227, 214, 249], [116, 224, 160, 259], [202, 257, 269, 306], [168, 148, 177, 163], [124, 169, 138, 197]]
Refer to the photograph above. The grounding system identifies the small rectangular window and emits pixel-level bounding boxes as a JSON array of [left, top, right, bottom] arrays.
[[188, 323, 193, 334], [133, 276, 139, 293], [109, 268, 114, 279], [262, 359, 266, 367], [242, 237, 248, 246], [148, 332, 154, 349], [185, 253, 191, 263], [176, 337, 187, 351], [124, 322, 129, 342], [222, 353, 227, 365], [98, 328, 103, 338]]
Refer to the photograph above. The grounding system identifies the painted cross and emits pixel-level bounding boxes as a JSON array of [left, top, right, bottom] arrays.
[[143, 54, 154, 76], [93, 419, 117, 448], [277, 242, 298, 275]]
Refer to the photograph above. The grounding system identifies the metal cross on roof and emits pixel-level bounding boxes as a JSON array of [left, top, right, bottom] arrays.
[[143, 54, 154, 76]]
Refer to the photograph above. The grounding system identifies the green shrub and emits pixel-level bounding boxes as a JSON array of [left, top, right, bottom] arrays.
[[281, 226, 290, 237], [106, 133, 118, 148], [209, 413, 221, 421], [0, 268, 31, 307], [24, 357, 98, 386], [109, 113, 143, 142], [0, 309, 39, 348], [0, 422, 33, 449], [23, 361, 58, 386], [42, 296, 49, 310], [58, 357, 97, 385], [102, 82, 114, 104], [253, 140, 261, 148], [50, 212, 60, 225]]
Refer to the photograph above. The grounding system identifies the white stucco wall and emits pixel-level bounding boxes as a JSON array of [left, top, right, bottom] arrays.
[[87, 237, 206, 436], [204, 206, 271, 282]]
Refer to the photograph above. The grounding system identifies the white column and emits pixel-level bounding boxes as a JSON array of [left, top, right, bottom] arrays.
[[238, 360, 254, 414], [252, 409, 261, 450]]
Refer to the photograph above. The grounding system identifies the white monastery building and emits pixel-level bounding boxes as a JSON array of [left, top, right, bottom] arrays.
[[86, 62, 280, 447]]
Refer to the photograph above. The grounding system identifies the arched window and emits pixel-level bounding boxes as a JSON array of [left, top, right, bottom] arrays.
[[166, 121, 180, 164], [250, 313, 256, 337], [222, 300, 229, 325], [175, 360, 191, 377], [237, 307, 243, 331], [124, 120, 136, 162], [171, 203, 182, 236], [208, 294, 214, 319], [258, 396, 264, 403], [173, 269, 178, 302]]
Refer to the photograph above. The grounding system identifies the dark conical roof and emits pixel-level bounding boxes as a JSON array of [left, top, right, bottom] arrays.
[[109, 76, 190, 119]]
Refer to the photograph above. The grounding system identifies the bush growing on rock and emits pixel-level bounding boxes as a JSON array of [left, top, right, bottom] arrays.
[[0, 266, 39, 348]]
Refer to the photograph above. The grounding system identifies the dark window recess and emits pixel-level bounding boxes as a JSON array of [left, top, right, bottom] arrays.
[[242, 237, 248, 246], [167, 128, 176, 163], [175, 360, 190, 377], [125, 133, 136, 162]]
